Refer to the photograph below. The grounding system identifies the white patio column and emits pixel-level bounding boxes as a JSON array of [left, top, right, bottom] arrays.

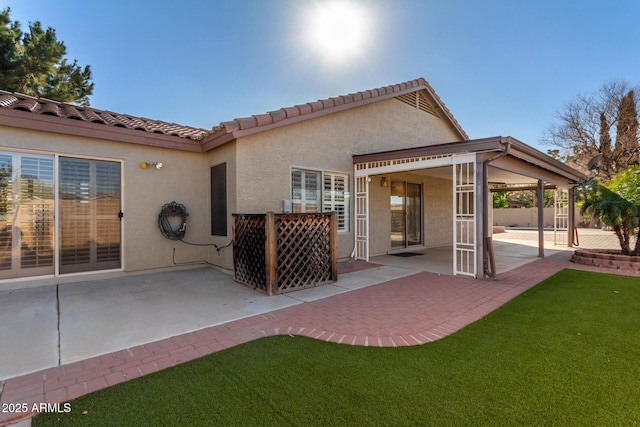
[[354, 174, 369, 261], [452, 153, 478, 277], [537, 179, 545, 258], [568, 187, 575, 247], [476, 154, 486, 278]]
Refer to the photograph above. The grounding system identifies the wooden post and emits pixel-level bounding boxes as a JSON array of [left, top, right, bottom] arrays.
[[330, 211, 338, 282], [265, 211, 277, 296], [231, 214, 237, 280]]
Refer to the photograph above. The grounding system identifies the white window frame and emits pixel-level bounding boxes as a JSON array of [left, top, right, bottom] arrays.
[[291, 167, 350, 232]]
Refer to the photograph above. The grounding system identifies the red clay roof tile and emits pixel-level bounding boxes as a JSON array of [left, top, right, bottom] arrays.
[[235, 116, 258, 130], [269, 109, 287, 122], [254, 113, 273, 127], [296, 104, 313, 115], [282, 106, 300, 118], [0, 90, 209, 141]]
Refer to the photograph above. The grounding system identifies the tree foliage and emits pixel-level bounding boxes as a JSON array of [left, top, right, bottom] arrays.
[[492, 192, 508, 209], [543, 81, 640, 179], [581, 165, 640, 255], [0, 8, 93, 105], [614, 91, 639, 170]]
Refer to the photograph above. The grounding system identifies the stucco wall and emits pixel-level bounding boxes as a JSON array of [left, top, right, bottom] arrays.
[[205, 142, 237, 271], [424, 175, 454, 247], [234, 98, 462, 258], [492, 207, 583, 228], [0, 126, 210, 273]]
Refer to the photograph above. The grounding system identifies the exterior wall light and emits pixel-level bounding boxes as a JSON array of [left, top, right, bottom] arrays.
[[380, 176, 388, 187], [140, 162, 164, 169]]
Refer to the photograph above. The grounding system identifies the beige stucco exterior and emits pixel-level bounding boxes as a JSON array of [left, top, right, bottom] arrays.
[[0, 84, 475, 287], [0, 126, 211, 277], [229, 98, 462, 262]]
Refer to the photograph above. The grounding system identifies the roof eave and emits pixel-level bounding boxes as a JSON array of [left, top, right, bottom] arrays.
[[353, 136, 505, 163], [504, 137, 587, 183], [353, 135, 586, 185], [0, 109, 204, 152]]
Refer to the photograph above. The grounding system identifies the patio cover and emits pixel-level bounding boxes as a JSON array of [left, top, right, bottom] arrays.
[[352, 136, 587, 278]]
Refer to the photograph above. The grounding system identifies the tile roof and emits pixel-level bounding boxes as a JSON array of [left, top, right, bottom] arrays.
[[203, 77, 468, 148], [0, 90, 210, 141], [0, 77, 468, 150]]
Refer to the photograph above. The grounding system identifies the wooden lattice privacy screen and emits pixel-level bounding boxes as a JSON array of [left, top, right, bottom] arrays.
[[232, 212, 338, 295]]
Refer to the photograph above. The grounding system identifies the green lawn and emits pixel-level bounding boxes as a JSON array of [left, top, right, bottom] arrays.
[[35, 269, 640, 426]]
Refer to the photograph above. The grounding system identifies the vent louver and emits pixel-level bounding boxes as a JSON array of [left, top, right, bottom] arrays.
[[395, 91, 440, 117]]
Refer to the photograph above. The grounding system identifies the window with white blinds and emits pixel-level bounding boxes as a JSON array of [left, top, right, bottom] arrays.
[[0, 151, 55, 278], [0, 154, 13, 272], [291, 169, 321, 213], [20, 156, 55, 269], [291, 168, 349, 232]]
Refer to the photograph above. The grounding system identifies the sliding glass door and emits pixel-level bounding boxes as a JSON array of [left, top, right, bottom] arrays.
[[0, 152, 122, 278], [390, 181, 422, 249], [59, 157, 121, 274]]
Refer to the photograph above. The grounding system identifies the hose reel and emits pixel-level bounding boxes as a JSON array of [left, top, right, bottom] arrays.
[[158, 201, 188, 240]]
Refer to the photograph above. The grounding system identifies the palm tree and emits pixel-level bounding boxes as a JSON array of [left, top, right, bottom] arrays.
[[581, 181, 638, 255]]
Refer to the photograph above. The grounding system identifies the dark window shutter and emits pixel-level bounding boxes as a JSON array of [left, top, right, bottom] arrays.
[[211, 163, 227, 236]]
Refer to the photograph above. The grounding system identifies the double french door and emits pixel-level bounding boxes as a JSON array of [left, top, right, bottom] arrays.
[[0, 152, 121, 279]]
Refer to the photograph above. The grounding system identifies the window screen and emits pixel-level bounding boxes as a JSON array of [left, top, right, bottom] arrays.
[[211, 163, 227, 236]]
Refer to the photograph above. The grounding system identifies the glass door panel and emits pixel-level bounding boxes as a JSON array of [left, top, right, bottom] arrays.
[[0, 152, 54, 278], [0, 154, 14, 275], [59, 157, 121, 274], [390, 181, 406, 248], [406, 182, 422, 246], [390, 180, 422, 249]]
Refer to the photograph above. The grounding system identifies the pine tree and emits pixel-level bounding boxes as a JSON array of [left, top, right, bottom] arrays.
[[599, 111, 613, 177], [0, 8, 93, 105], [613, 90, 639, 171]]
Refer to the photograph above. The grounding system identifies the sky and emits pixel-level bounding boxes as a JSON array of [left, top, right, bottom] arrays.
[[2, 0, 640, 151]]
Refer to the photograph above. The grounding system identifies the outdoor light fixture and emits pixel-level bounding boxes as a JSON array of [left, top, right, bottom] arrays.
[[140, 162, 164, 170], [380, 176, 388, 187]]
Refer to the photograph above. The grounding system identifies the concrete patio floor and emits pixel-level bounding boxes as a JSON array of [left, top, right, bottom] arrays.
[[0, 264, 418, 382], [371, 235, 568, 275], [0, 229, 629, 426]]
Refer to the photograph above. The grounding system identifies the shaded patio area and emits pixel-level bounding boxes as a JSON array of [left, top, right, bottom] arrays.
[[372, 228, 623, 276], [372, 231, 568, 275]]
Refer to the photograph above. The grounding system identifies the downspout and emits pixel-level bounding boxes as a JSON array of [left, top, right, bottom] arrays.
[[482, 138, 511, 278]]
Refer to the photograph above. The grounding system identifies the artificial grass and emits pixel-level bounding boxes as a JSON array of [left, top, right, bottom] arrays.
[[35, 269, 640, 426]]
